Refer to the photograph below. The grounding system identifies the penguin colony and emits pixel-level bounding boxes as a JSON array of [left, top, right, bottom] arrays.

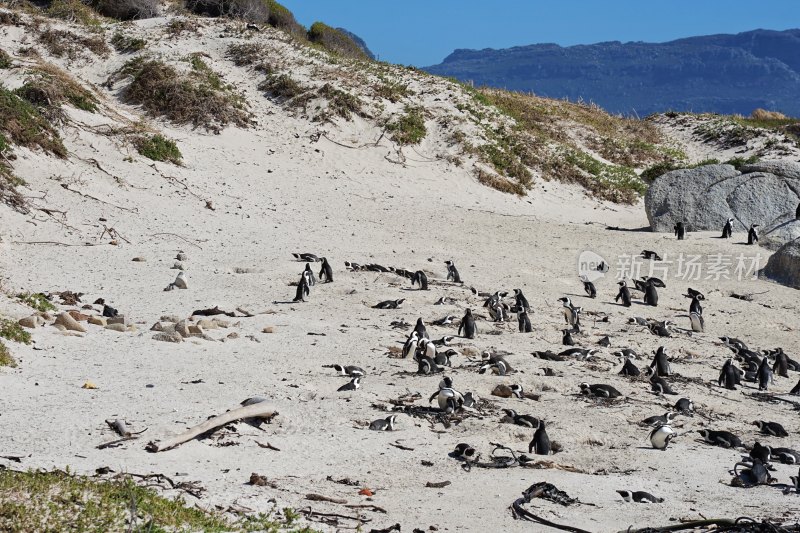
[[288, 247, 800, 518]]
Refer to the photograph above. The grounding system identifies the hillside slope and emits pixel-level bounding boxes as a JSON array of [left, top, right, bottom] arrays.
[[425, 29, 800, 117]]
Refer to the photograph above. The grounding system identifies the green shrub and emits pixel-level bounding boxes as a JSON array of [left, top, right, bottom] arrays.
[[134, 134, 182, 164], [226, 42, 265, 67], [374, 81, 411, 103], [185, 0, 269, 24], [46, 0, 102, 27], [266, 0, 304, 35], [37, 27, 110, 59], [15, 63, 99, 120], [0, 84, 66, 157], [724, 155, 759, 169], [0, 319, 31, 345], [317, 83, 364, 120], [110, 57, 250, 131], [0, 48, 11, 69], [91, 0, 160, 20], [258, 73, 304, 100], [0, 340, 16, 368], [110, 32, 147, 53], [387, 105, 426, 145], [307, 22, 368, 60], [16, 292, 56, 313]]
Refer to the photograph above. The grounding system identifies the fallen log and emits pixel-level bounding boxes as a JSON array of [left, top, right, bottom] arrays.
[[146, 402, 278, 452]]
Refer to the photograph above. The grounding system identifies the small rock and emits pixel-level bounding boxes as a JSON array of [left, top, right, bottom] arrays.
[[160, 315, 181, 323], [126, 324, 137, 332], [227, 332, 239, 339], [52, 324, 67, 332], [132, 257, 146, 262], [88, 316, 107, 327], [196, 319, 217, 330], [55, 312, 86, 333], [175, 320, 191, 338], [213, 318, 229, 328], [67, 310, 90, 322], [105, 323, 127, 332], [18, 316, 38, 329], [176, 252, 188, 261], [491, 384, 513, 398], [107, 316, 128, 326], [171, 262, 185, 270], [82, 380, 98, 389], [173, 272, 188, 289], [153, 332, 183, 343], [150, 322, 164, 331], [188, 324, 203, 336], [262, 326, 274, 334]]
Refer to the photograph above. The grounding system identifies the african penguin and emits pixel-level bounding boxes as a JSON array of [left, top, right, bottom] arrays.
[[641, 412, 676, 427], [650, 346, 671, 377], [293, 253, 319, 262], [580, 276, 597, 298], [502, 409, 540, 428], [615, 280, 632, 307], [337, 376, 361, 392], [429, 386, 464, 413], [528, 421, 551, 455], [513, 289, 530, 311], [643, 279, 659, 307], [580, 382, 622, 399], [753, 420, 788, 437], [458, 308, 477, 339], [747, 224, 759, 245], [619, 358, 641, 376], [772, 348, 790, 378], [719, 358, 741, 390], [413, 318, 429, 340], [558, 297, 580, 327], [318, 257, 333, 283], [750, 442, 772, 464], [518, 310, 532, 333], [411, 270, 428, 290], [722, 218, 734, 238], [373, 298, 405, 309], [617, 490, 664, 503], [674, 221, 685, 240], [369, 415, 396, 431], [444, 260, 462, 283], [327, 364, 365, 377], [402, 332, 419, 359], [641, 250, 662, 261], [674, 398, 694, 414], [757, 357, 773, 391], [562, 329, 575, 346], [698, 429, 742, 448], [293, 275, 310, 302], [649, 425, 675, 450], [689, 311, 704, 333], [303, 263, 316, 286]]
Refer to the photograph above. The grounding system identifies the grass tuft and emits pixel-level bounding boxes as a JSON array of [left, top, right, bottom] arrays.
[[37, 27, 110, 59], [0, 48, 11, 69], [0, 469, 320, 531], [386, 105, 426, 145], [259, 73, 304, 100], [16, 292, 56, 313], [110, 31, 147, 53], [0, 319, 32, 345], [307, 22, 369, 60], [15, 63, 99, 120], [46, 0, 102, 27], [134, 134, 182, 164], [0, 84, 66, 157], [110, 57, 250, 132], [317, 83, 365, 120], [0, 340, 16, 368]]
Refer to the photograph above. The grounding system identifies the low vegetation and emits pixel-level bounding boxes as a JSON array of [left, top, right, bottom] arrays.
[[387, 105, 427, 145], [45, 0, 102, 27], [266, 0, 304, 36], [0, 318, 31, 345], [259, 73, 304, 100], [307, 22, 369, 60], [36, 26, 110, 59], [0, 84, 66, 157], [0, 340, 15, 368], [15, 63, 98, 121], [0, 48, 11, 69], [0, 469, 318, 532], [110, 56, 250, 132], [374, 81, 411, 103], [226, 42, 266, 67], [90, 0, 160, 20], [185, 0, 269, 24], [641, 155, 760, 183], [16, 292, 56, 313], [134, 134, 182, 164], [110, 31, 147, 53], [317, 83, 365, 120]]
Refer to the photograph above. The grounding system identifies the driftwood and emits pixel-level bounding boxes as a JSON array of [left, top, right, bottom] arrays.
[[146, 402, 277, 452], [106, 419, 131, 437], [306, 493, 347, 504]]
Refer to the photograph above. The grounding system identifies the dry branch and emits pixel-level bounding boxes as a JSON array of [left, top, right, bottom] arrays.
[[146, 402, 277, 452]]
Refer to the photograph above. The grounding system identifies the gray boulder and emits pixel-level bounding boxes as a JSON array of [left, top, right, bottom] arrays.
[[762, 238, 800, 288], [761, 218, 800, 251], [645, 161, 800, 233]]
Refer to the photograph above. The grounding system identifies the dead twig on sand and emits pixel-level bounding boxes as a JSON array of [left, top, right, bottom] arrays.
[[298, 507, 370, 526], [149, 232, 205, 250], [306, 493, 347, 504], [146, 402, 278, 452]]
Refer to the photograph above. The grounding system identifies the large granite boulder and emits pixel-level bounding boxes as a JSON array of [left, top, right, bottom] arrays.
[[761, 219, 800, 251], [645, 161, 800, 233], [763, 238, 800, 288]]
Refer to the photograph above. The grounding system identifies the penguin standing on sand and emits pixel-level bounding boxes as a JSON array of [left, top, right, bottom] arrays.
[[650, 346, 671, 377], [528, 421, 551, 455], [558, 297, 581, 329], [562, 329, 575, 346], [772, 348, 790, 378], [513, 289, 530, 311], [318, 257, 333, 283], [293, 275, 310, 302], [518, 310, 532, 333], [674, 221, 686, 240], [580, 276, 597, 298], [413, 318, 429, 340], [643, 279, 659, 307], [616, 280, 632, 307], [411, 270, 428, 290], [445, 260, 462, 283], [303, 263, 316, 287], [458, 309, 477, 339], [719, 358, 741, 390], [747, 224, 760, 245], [757, 357, 773, 391], [649, 425, 675, 450], [722, 218, 734, 238]]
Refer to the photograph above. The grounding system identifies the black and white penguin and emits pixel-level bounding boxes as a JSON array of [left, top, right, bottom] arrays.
[[689, 312, 705, 333], [753, 420, 789, 437], [648, 321, 672, 338], [558, 297, 581, 328], [650, 346, 671, 377], [580, 382, 622, 399], [518, 310, 532, 333], [792, 379, 800, 395], [686, 292, 704, 316], [750, 442, 772, 464], [415, 338, 437, 362], [772, 348, 790, 378], [513, 289, 530, 311], [444, 260, 462, 283], [458, 309, 477, 339], [326, 364, 365, 377], [619, 358, 641, 376], [597, 335, 611, 347], [641, 412, 677, 427], [698, 429, 742, 448], [303, 263, 316, 287], [747, 224, 760, 245], [373, 298, 405, 309], [643, 279, 659, 307], [293, 275, 310, 302], [614, 348, 639, 360], [411, 270, 428, 290], [429, 385, 464, 412], [650, 375, 677, 395], [790, 469, 800, 494], [721, 218, 734, 238], [580, 276, 597, 298], [674, 397, 694, 414], [720, 337, 749, 351], [617, 490, 664, 503], [559, 347, 597, 361], [431, 335, 454, 347], [774, 448, 800, 464], [562, 329, 575, 346], [318, 257, 333, 283], [417, 355, 441, 375], [337, 376, 361, 392], [719, 358, 741, 390], [757, 357, 773, 391], [674, 221, 686, 240], [369, 415, 396, 431], [528, 421, 551, 455], [451, 443, 478, 462], [293, 253, 319, 262], [641, 250, 662, 261], [402, 331, 419, 359], [502, 409, 540, 428], [615, 280, 632, 307], [413, 317, 429, 340], [649, 424, 675, 450], [733, 458, 773, 486]]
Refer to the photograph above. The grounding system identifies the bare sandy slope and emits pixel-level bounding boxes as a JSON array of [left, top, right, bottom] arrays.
[[2, 14, 800, 533]]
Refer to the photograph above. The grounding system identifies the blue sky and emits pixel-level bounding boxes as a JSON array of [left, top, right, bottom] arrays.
[[279, 0, 800, 66]]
